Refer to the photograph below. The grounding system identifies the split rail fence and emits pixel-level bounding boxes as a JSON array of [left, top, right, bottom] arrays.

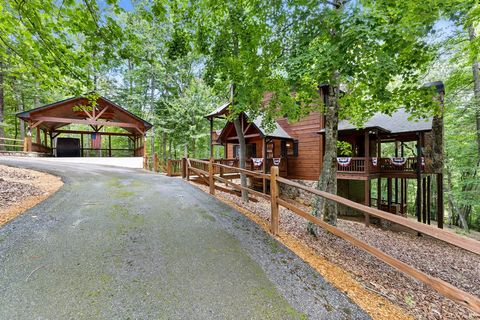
[[0, 137, 24, 151], [165, 157, 480, 314]]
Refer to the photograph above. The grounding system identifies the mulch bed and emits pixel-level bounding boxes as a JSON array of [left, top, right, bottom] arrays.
[[0, 165, 63, 226], [191, 181, 480, 320]]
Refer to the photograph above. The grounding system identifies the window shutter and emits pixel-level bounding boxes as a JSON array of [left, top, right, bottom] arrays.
[[281, 141, 287, 157], [293, 141, 299, 157]]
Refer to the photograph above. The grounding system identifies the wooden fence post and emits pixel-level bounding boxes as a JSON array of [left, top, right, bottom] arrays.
[[143, 155, 148, 170], [167, 160, 172, 176], [182, 158, 187, 179], [154, 153, 159, 172], [24, 135, 32, 152], [209, 157, 215, 195], [270, 166, 280, 235]]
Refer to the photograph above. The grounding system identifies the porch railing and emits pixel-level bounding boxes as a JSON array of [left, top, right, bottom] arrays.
[[337, 157, 423, 174]]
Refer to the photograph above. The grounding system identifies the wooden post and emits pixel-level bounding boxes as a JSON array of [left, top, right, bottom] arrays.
[[270, 166, 280, 235], [364, 179, 370, 227], [80, 133, 84, 157], [209, 157, 215, 195], [43, 130, 47, 147], [387, 177, 392, 213], [210, 118, 214, 158], [36, 127, 41, 144], [437, 173, 444, 229], [154, 153, 159, 173], [23, 136, 31, 152], [364, 131, 370, 174], [167, 159, 172, 176], [186, 159, 190, 181], [108, 134, 112, 157], [262, 137, 267, 194], [182, 158, 187, 179], [427, 175, 431, 225], [400, 178, 405, 215], [143, 135, 148, 169], [377, 177, 382, 209], [422, 177, 428, 223], [416, 133, 422, 222]]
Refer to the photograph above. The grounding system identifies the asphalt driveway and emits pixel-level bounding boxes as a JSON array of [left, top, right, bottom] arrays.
[[0, 158, 369, 320]]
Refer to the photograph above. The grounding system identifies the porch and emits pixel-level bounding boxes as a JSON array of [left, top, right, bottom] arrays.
[[336, 156, 425, 177]]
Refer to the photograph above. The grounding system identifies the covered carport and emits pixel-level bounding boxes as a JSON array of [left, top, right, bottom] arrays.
[[16, 93, 152, 163]]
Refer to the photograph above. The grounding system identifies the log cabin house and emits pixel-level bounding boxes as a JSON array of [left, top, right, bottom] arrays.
[[206, 82, 445, 228]]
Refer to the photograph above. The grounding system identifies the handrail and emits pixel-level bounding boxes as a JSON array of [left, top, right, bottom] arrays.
[[212, 162, 269, 179], [0, 137, 23, 142], [276, 176, 480, 256], [275, 196, 480, 314], [183, 159, 480, 314]]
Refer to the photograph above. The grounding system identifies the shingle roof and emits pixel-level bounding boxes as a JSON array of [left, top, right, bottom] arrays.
[[319, 108, 432, 134], [253, 115, 293, 139], [205, 102, 231, 119]]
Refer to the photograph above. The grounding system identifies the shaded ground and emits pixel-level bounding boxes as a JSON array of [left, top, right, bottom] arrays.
[[0, 158, 369, 320], [193, 181, 480, 320], [0, 165, 63, 226]]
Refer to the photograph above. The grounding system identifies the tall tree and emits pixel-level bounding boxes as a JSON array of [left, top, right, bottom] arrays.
[[191, 0, 296, 202], [285, 0, 441, 228]]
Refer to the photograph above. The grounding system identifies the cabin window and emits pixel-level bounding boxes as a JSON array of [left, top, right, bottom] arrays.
[[281, 140, 298, 157], [233, 144, 257, 158]]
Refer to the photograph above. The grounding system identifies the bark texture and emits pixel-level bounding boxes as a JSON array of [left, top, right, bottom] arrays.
[[233, 116, 249, 203], [469, 25, 480, 157], [310, 84, 339, 232]]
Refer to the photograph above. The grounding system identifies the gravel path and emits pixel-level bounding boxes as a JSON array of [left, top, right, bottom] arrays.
[[0, 158, 369, 320]]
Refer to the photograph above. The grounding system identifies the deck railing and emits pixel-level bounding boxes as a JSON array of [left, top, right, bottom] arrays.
[[181, 159, 480, 313], [337, 157, 423, 174]]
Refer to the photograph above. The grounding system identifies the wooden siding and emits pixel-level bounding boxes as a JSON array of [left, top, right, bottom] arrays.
[[277, 112, 323, 180]]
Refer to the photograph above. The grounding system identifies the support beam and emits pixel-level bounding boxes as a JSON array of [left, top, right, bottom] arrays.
[[387, 178, 392, 213], [400, 178, 405, 215], [108, 135, 112, 157], [32, 116, 143, 130], [80, 134, 84, 157], [427, 175, 431, 225], [94, 106, 109, 120], [422, 177, 427, 223], [377, 178, 382, 209], [210, 118, 214, 157], [364, 179, 370, 226], [416, 133, 422, 223], [437, 173, 444, 229], [263, 137, 267, 194], [36, 127, 41, 144]]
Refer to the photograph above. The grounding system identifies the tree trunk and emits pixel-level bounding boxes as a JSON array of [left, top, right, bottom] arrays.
[[162, 131, 167, 164], [0, 58, 5, 151], [233, 116, 248, 202], [310, 83, 339, 232], [228, 8, 248, 202], [468, 25, 480, 158], [445, 165, 455, 227]]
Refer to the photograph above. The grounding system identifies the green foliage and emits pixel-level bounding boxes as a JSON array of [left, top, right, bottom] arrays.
[[284, 0, 442, 124], [337, 141, 353, 156]]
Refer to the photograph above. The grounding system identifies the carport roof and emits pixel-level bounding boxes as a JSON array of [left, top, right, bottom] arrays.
[[17, 94, 153, 135]]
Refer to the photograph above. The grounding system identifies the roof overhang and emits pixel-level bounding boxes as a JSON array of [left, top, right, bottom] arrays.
[[16, 94, 152, 135]]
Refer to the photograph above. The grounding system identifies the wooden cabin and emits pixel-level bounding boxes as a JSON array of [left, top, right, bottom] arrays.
[[207, 82, 445, 228]]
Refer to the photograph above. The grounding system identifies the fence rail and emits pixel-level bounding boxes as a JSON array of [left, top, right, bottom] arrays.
[[181, 158, 480, 314], [0, 137, 24, 151]]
